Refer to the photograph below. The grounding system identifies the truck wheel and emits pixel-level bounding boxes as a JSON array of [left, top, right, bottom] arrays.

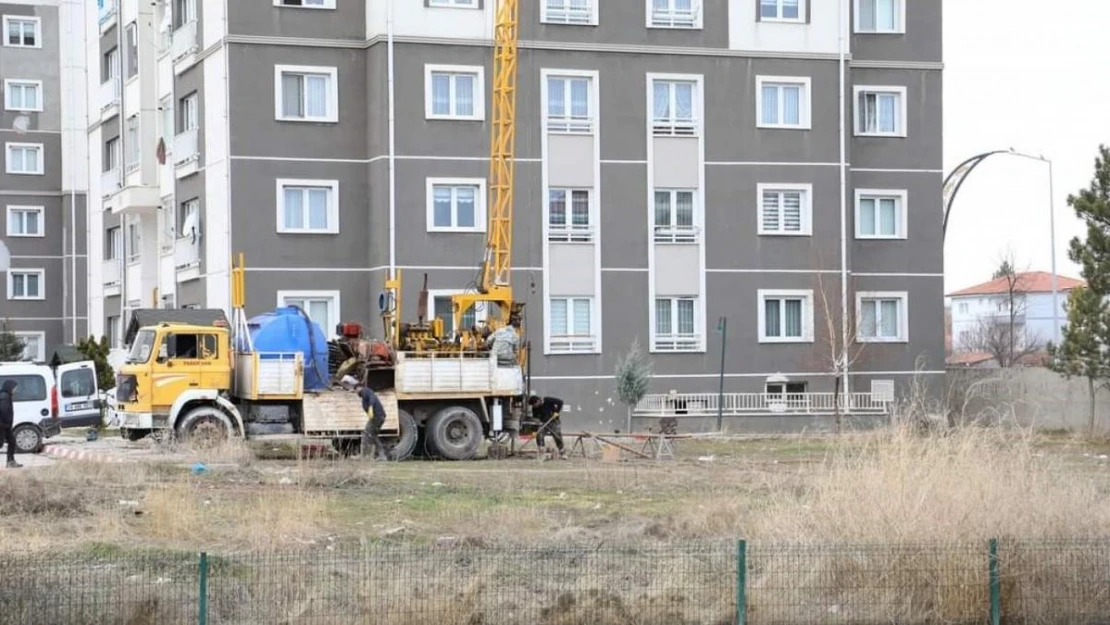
[[11, 424, 42, 454], [383, 409, 418, 461], [177, 406, 233, 447], [426, 406, 483, 461]]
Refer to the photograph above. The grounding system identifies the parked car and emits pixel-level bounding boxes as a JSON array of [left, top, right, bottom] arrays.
[[0, 361, 101, 453]]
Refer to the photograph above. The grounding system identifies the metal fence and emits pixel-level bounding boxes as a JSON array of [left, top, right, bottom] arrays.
[[1, 539, 1108, 625]]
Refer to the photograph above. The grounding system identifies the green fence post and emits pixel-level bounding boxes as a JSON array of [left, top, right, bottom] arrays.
[[198, 552, 209, 625], [989, 539, 1000, 625], [736, 540, 747, 625]]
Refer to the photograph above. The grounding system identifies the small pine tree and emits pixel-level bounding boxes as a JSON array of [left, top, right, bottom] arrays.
[[0, 322, 26, 362], [614, 339, 653, 433], [76, 335, 116, 390]]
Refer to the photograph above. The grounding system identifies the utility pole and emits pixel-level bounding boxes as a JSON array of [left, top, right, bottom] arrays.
[[716, 316, 727, 432]]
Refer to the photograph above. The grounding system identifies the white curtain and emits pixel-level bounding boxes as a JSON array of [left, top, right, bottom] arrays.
[[652, 82, 669, 121], [282, 74, 302, 118], [305, 75, 327, 118], [432, 74, 451, 115], [307, 188, 329, 230], [765, 299, 781, 337], [784, 299, 802, 337], [547, 78, 565, 117], [879, 198, 897, 235], [572, 299, 591, 335], [859, 93, 876, 133], [570, 79, 589, 117], [550, 299, 568, 334], [762, 191, 780, 231], [859, 0, 875, 30], [783, 86, 800, 125], [283, 188, 303, 229], [876, 0, 895, 30], [675, 83, 693, 121], [655, 299, 672, 335], [455, 75, 474, 116], [878, 94, 896, 133], [859, 198, 876, 234], [433, 187, 453, 227], [880, 300, 899, 337], [677, 300, 694, 335], [455, 186, 476, 228], [761, 85, 778, 125], [860, 301, 877, 337]]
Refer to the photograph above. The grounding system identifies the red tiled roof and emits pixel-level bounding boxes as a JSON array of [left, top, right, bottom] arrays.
[[947, 272, 1084, 297]]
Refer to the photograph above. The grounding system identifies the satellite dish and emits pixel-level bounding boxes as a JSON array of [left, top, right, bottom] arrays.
[[11, 115, 30, 135], [0, 240, 10, 272]]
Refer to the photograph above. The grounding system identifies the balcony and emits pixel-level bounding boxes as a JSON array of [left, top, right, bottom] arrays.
[[101, 169, 121, 199], [173, 129, 199, 178], [174, 237, 201, 282], [549, 334, 597, 353], [171, 20, 199, 72], [633, 392, 893, 419], [98, 79, 120, 118], [102, 259, 122, 297], [98, 0, 118, 32], [651, 7, 698, 28], [105, 182, 161, 216]]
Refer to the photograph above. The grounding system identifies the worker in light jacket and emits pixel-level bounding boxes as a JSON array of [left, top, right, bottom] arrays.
[[485, 318, 521, 366], [529, 394, 566, 459], [0, 380, 22, 468]]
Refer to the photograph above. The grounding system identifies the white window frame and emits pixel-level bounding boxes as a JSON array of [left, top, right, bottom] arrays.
[[4, 79, 43, 113], [856, 291, 909, 343], [273, 65, 339, 123], [124, 115, 140, 171], [425, 177, 487, 233], [124, 22, 139, 80], [104, 137, 120, 172], [957, 302, 969, 315], [180, 92, 199, 132], [758, 289, 815, 344], [547, 296, 597, 353], [547, 187, 594, 243], [6, 205, 45, 238], [543, 70, 597, 134], [757, 183, 812, 236], [650, 76, 700, 137], [426, 289, 490, 336], [424, 64, 486, 121], [277, 290, 341, 338], [853, 85, 908, 138], [653, 188, 700, 244], [7, 268, 45, 301], [427, 0, 480, 8], [853, 0, 906, 34], [273, 0, 337, 9], [541, 0, 598, 26], [126, 222, 142, 264], [854, 188, 907, 239], [646, 0, 703, 29], [5, 142, 43, 175], [13, 331, 45, 362], [759, 0, 805, 23], [2, 15, 41, 49], [179, 198, 200, 240], [653, 296, 701, 352], [755, 76, 811, 130], [275, 178, 340, 234]]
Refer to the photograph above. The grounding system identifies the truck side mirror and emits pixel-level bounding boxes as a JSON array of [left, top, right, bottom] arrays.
[[157, 342, 169, 362]]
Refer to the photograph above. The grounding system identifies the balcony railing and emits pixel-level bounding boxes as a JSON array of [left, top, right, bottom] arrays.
[[174, 236, 200, 271], [651, 7, 697, 28], [548, 224, 594, 243], [171, 20, 198, 61], [98, 0, 118, 27], [633, 392, 893, 418], [653, 225, 700, 244], [101, 168, 121, 198], [98, 79, 120, 111], [652, 117, 698, 137], [101, 259, 121, 287], [547, 114, 594, 134], [174, 128, 199, 165], [549, 334, 597, 353], [544, 3, 593, 24], [652, 333, 701, 352]]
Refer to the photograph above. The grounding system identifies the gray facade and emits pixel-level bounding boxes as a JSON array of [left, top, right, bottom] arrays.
[[87, 0, 944, 430], [1, 0, 87, 361]]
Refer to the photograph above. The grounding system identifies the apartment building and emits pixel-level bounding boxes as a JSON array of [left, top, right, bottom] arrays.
[[0, 0, 87, 362], [84, 0, 943, 428]]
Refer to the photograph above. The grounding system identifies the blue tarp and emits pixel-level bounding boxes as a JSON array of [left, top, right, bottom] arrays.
[[247, 307, 330, 391]]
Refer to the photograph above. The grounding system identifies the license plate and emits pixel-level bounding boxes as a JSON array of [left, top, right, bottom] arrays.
[[68, 402, 90, 411]]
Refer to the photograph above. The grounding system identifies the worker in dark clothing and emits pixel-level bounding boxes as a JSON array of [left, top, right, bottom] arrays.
[[0, 380, 22, 468], [529, 394, 566, 459], [359, 385, 389, 461]]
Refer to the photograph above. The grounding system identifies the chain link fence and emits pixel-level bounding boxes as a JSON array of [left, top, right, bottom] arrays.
[[0, 539, 1106, 625]]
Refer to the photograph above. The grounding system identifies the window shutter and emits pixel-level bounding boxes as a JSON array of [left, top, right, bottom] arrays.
[[783, 192, 802, 232], [762, 192, 780, 232]]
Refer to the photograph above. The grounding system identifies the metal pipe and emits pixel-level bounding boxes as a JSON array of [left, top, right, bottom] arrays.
[[837, 0, 850, 396], [1047, 158, 1059, 344], [387, 0, 397, 281], [716, 316, 727, 432]]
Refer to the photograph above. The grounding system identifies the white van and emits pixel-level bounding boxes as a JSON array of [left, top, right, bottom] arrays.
[[0, 361, 101, 453]]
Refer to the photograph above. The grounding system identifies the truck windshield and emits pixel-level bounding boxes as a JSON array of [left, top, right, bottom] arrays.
[[127, 330, 156, 364]]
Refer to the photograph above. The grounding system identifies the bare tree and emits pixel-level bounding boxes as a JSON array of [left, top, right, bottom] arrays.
[[968, 251, 1042, 367], [811, 272, 869, 434]]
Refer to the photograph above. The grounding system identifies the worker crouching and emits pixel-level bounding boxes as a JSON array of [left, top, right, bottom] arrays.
[[529, 394, 566, 460], [343, 376, 388, 461]]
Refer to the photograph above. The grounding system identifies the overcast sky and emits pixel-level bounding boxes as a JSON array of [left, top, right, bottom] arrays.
[[942, 0, 1110, 293]]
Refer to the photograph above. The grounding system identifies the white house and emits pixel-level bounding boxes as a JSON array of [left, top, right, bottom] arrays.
[[947, 272, 1084, 354]]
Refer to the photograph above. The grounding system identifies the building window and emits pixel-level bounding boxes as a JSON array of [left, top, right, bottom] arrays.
[[106, 316, 121, 347], [179, 92, 198, 133], [175, 0, 197, 26], [429, 290, 489, 337], [756, 76, 811, 129], [6, 206, 44, 237], [857, 292, 908, 342], [104, 137, 120, 171], [127, 222, 142, 263], [4, 80, 42, 112], [427, 0, 479, 7], [854, 86, 907, 137], [957, 302, 969, 315], [277, 291, 340, 337], [759, 289, 814, 343], [105, 227, 122, 260], [549, 297, 595, 352], [654, 297, 699, 351], [277, 179, 339, 234], [855, 0, 903, 33], [542, 0, 595, 25], [275, 65, 339, 123], [7, 269, 44, 300], [648, 0, 700, 28], [180, 198, 200, 240], [653, 189, 698, 243], [424, 65, 484, 121], [758, 184, 811, 236], [124, 116, 140, 171], [548, 189, 592, 242], [103, 48, 120, 83], [855, 189, 907, 239], [125, 22, 138, 79], [651, 78, 697, 136], [13, 332, 45, 362], [759, 0, 803, 22], [766, 381, 807, 396], [426, 178, 486, 233], [545, 74, 593, 133], [162, 200, 176, 247], [5, 143, 43, 175], [3, 16, 40, 48]]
